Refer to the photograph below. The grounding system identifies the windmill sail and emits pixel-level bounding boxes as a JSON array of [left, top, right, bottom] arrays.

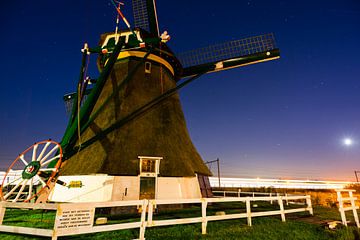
[[177, 33, 280, 78], [132, 0, 159, 36]]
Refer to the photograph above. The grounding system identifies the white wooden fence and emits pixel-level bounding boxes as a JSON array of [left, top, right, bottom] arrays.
[[336, 189, 359, 227], [212, 190, 305, 205], [0, 195, 312, 240]]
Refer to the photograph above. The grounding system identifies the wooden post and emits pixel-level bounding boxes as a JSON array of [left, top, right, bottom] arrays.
[[355, 171, 359, 183], [0, 204, 5, 225], [139, 200, 148, 240], [246, 197, 252, 226], [336, 190, 347, 226], [201, 199, 208, 234], [147, 200, 154, 227], [217, 158, 221, 188], [277, 195, 285, 222], [270, 192, 273, 204], [349, 191, 360, 228], [306, 195, 313, 215], [238, 189, 241, 198]]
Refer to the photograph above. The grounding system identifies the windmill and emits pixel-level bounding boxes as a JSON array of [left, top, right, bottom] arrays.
[[0, 0, 279, 203]]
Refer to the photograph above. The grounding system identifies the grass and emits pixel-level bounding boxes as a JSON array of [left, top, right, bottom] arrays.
[[0, 204, 359, 240]]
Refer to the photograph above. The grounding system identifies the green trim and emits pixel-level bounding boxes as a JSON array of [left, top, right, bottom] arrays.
[[60, 39, 125, 156]]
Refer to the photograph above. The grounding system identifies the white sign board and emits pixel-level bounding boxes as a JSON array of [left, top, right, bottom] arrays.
[[54, 204, 95, 235]]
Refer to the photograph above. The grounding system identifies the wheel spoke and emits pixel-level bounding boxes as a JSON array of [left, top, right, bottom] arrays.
[[13, 179, 29, 202], [36, 142, 51, 162], [27, 178, 34, 200], [4, 179, 24, 200], [41, 154, 61, 166], [39, 168, 57, 172], [32, 144, 38, 162], [19, 155, 28, 166], [2, 176, 22, 188], [40, 145, 59, 164], [35, 175, 47, 187]]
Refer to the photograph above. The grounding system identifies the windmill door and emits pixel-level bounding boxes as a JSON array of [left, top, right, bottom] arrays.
[[139, 177, 156, 199]]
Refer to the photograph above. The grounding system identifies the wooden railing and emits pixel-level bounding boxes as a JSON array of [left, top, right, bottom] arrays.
[[336, 189, 359, 227], [0, 195, 312, 240]]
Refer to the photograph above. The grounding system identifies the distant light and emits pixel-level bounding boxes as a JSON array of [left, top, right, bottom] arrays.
[[343, 138, 353, 146]]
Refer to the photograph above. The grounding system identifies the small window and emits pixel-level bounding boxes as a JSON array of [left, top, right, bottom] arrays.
[[141, 159, 156, 173], [139, 156, 162, 176], [145, 62, 151, 74]]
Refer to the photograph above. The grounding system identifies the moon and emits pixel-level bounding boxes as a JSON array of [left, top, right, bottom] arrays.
[[343, 138, 353, 146]]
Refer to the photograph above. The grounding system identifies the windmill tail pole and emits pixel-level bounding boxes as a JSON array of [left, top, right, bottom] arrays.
[[67, 43, 89, 125], [60, 39, 125, 154]]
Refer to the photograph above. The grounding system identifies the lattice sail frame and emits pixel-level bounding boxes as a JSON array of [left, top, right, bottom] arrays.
[[132, 0, 150, 32], [177, 33, 277, 68]]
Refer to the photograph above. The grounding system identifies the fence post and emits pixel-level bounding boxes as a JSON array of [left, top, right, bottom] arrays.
[[349, 191, 360, 228], [201, 198, 208, 234], [337, 190, 347, 226], [277, 195, 285, 222], [147, 200, 154, 227], [306, 195, 313, 215], [238, 189, 241, 198], [0, 204, 5, 225], [270, 192, 273, 204], [246, 197, 252, 226], [285, 193, 289, 206], [139, 199, 148, 240]]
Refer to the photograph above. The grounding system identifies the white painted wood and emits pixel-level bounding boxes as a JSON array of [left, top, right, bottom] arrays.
[[201, 199, 208, 234], [246, 197, 252, 226], [278, 196, 286, 222], [0, 225, 53, 237], [306, 196, 313, 215], [0, 206, 5, 225], [139, 199, 148, 240], [0, 202, 58, 210], [207, 213, 248, 221], [349, 191, 360, 228], [0, 194, 313, 239], [148, 217, 203, 227], [337, 190, 347, 226], [251, 210, 281, 217], [336, 189, 359, 227]]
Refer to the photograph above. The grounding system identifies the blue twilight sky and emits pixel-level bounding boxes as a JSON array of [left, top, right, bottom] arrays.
[[0, 0, 359, 180]]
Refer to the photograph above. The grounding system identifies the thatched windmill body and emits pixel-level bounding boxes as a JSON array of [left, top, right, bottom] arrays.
[[0, 0, 280, 203]]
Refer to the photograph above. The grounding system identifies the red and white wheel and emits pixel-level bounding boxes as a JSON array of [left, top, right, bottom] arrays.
[[0, 140, 62, 202]]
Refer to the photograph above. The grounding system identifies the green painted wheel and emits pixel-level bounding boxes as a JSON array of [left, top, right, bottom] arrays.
[[0, 140, 62, 202]]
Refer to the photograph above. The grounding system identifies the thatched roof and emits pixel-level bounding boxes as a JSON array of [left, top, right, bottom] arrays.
[[60, 56, 211, 177]]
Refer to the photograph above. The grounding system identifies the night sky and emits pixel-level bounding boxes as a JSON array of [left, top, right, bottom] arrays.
[[0, 0, 359, 181]]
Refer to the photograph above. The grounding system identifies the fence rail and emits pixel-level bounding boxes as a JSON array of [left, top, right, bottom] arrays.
[[336, 189, 359, 227], [0, 195, 312, 240]]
